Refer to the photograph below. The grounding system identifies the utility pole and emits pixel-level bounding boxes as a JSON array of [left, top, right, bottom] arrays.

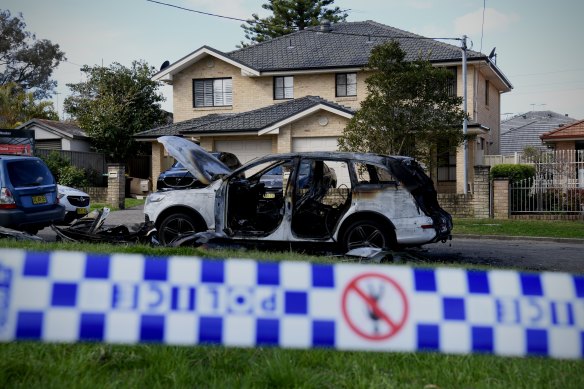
[[461, 35, 468, 195]]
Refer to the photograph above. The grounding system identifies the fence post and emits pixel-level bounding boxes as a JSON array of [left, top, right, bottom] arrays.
[[107, 163, 125, 210], [493, 178, 510, 219], [472, 166, 491, 218]]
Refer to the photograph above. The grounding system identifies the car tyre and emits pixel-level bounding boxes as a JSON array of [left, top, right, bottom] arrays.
[[342, 219, 393, 252], [158, 213, 198, 245]]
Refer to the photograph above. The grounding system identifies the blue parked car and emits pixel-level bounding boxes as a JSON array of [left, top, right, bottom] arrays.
[[0, 155, 65, 234]]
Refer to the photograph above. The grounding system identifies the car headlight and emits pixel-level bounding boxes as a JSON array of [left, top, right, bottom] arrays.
[[146, 192, 165, 205]]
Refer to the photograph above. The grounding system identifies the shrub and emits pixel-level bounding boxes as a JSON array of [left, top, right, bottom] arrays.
[[490, 164, 535, 183], [39, 151, 89, 188]]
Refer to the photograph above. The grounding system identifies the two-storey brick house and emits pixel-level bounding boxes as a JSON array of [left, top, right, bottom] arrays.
[[135, 20, 512, 193]]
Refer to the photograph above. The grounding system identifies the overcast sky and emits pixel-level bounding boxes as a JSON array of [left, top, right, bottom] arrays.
[[4, 0, 584, 120]]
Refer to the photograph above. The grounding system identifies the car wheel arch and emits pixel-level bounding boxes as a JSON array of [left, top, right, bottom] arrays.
[[155, 206, 208, 232], [337, 211, 397, 250]]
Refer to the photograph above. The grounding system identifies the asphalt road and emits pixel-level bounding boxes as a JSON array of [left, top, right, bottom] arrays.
[[412, 237, 584, 274], [37, 206, 584, 274]]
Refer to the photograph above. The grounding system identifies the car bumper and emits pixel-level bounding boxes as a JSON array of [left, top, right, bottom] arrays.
[[0, 205, 66, 230]]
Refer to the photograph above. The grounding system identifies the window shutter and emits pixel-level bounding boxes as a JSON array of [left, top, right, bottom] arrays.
[[284, 76, 293, 98], [213, 79, 224, 106], [194, 80, 205, 107], [224, 79, 233, 106]]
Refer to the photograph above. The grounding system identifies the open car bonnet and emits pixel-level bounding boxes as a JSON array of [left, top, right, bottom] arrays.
[[158, 136, 231, 185]]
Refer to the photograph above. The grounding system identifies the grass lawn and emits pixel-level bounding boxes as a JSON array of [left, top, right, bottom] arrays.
[[0, 241, 583, 388], [453, 218, 584, 239]]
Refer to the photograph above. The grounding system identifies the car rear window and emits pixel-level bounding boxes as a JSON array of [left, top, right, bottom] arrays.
[[7, 159, 55, 187]]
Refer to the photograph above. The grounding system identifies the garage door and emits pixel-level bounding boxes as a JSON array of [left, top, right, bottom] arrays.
[[292, 137, 338, 152], [215, 139, 272, 164]]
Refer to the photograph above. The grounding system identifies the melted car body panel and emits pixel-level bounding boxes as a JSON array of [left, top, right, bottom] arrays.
[[158, 136, 231, 185]]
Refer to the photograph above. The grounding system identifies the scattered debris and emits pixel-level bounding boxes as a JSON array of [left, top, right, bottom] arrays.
[[0, 226, 44, 242], [51, 208, 157, 245]]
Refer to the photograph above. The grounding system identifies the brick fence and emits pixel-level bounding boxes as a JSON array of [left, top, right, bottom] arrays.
[[438, 166, 494, 219]]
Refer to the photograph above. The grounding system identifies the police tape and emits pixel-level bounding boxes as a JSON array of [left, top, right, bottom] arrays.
[[0, 249, 582, 359]]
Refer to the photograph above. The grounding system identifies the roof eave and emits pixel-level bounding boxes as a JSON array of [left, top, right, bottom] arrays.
[[258, 103, 354, 135], [152, 46, 260, 84]]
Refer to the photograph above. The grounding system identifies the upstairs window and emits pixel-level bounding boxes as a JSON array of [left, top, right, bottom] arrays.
[[336, 73, 357, 97], [193, 78, 232, 107], [274, 76, 293, 100], [485, 80, 490, 106], [445, 67, 457, 97]]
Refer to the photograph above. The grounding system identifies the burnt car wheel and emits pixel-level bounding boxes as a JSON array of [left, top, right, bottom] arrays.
[[342, 220, 393, 251], [158, 213, 197, 245]]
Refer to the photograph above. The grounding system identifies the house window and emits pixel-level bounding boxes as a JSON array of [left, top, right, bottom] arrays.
[[485, 80, 490, 106], [445, 67, 457, 96], [274, 76, 293, 100], [437, 141, 456, 182], [336, 73, 357, 97], [193, 78, 232, 107]]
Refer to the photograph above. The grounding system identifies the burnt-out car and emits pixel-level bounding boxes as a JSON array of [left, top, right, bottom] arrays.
[[144, 136, 452, 250]]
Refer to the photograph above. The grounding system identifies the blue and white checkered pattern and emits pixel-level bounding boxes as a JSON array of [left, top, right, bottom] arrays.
[[0, 249, 582, 359]]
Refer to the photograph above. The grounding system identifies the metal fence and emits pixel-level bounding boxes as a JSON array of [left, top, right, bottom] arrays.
[[510, 150, 584, 214]]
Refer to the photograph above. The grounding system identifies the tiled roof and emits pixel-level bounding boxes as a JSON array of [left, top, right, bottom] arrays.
[[135, 96, 354, 138], [134, 114, 234, 138], [541, 119, 584, 140], [19, 119, 88, 138], [500, 111, 577, 154], [227, 20, 484, 72]]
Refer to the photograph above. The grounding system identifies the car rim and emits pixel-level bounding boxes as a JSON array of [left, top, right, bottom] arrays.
[[346, 224, 386, 250], [162, 217, 195, 243]]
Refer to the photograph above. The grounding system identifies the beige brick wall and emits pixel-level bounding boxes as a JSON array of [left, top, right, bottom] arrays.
[[151, 143, 165, 192], [469, 64, 502, 155], [172, 56, 368, 122], [290, 111, 350, 139]]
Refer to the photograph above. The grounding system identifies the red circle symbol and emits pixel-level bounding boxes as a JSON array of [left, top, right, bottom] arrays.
[[341, 273, 409, 340]]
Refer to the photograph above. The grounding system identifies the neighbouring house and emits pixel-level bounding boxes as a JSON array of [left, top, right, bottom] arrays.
[[500, 111, 577, 155], [540, 118, 584, 152], [136, 20, 513, 194], [17, 118, 91, 152]]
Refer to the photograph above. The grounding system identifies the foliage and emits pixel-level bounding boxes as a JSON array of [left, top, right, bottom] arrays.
[[240, 0, 347, 46], [39, 150, 88, 187], [64, 61, 166, 162], [0, 82, 58, 128], [0, 10, 65, 99], [338, 41, 467, 169], [490, 164, 535, 182]]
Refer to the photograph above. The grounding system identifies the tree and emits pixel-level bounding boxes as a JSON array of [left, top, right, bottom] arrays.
[[0, 82, 58, 128], [64, 61, 166, 162], [338, 41, 468, 169], [240, 0, 347, 46], [0, 10, 66, 99]]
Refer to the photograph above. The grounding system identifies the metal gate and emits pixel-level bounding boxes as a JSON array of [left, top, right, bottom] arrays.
[[510, 150, 584, 214]]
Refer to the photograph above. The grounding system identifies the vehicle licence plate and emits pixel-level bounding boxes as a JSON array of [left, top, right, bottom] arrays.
[[32, 195, 47, 205], [263, 193, 276, 199], [76, 208, 88, 215]]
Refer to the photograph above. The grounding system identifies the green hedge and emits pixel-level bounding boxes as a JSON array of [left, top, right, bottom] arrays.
[[490, 164, 535, 182]]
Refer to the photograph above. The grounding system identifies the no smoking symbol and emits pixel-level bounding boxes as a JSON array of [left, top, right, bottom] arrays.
[[341, 273, 409, 340]]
